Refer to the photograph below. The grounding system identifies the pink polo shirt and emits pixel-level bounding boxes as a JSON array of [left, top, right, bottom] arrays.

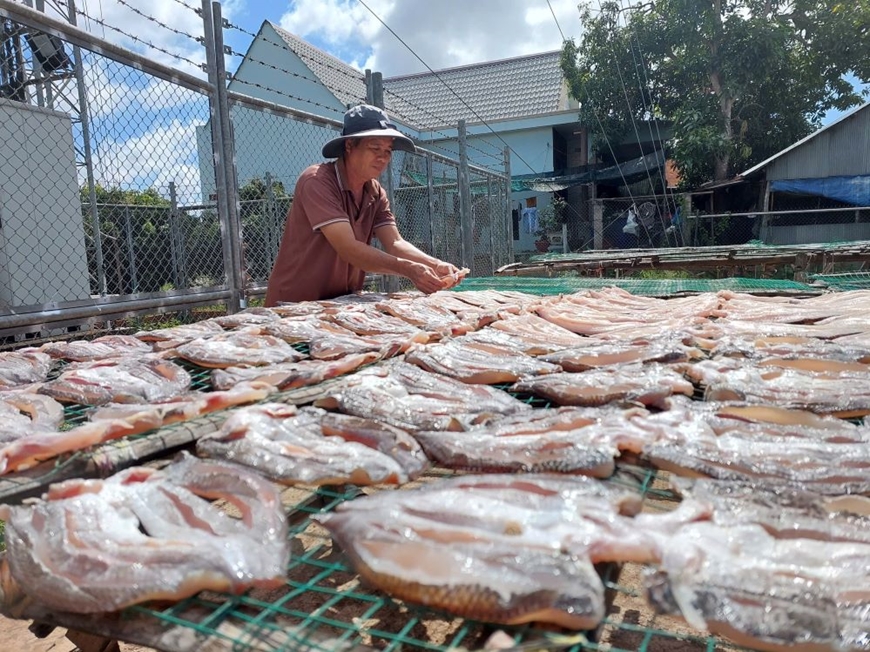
[[264, 160, 395, 305]]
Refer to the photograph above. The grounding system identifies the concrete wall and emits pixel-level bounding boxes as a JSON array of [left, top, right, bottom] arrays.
[[0, 99, 90, 307]]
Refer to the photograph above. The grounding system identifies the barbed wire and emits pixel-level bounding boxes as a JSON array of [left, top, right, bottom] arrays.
[[78, 5, 506, 171], [220, 22, 504, 165], [356, 0, 563, 182], [228, 77, 346, 118], [75, 7, 204, 69], [221, 19, 367, 88], [165, 0, 200, 12], [382, 87, 505, 163], [223, 61, 467, 162], [223, 45, 322, 88], [111, 0, 203, 43]]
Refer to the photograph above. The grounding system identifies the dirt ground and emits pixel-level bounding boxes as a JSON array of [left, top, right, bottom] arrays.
[[0, 615, 157, 652]]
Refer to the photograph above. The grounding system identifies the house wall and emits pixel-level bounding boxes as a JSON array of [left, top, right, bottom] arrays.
[[767, 222, 870, 245], [197, 106, 338, 200], [426, 126, 555, 176], [228, 23, 347, 121], [766, 107, 870, 180], [0, 99, 90, 308], [426, 126, 560, 252]]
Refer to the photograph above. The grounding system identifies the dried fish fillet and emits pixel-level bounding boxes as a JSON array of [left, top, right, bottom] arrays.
[[211, 351, 380, 391], [540, 334, 702, 371], [0, 453, 289, 613], [317, 474, 705, 628], [0, 350, 52, 388], [405, 339, 562, 384], [672, 477, 870, 544], [173, 330, 306, 368], [512, 363, 694, 407], [371, 360, 530, 414], [134, 320, 225, 349], [211, 307, 280, 329], [314, 371, 528, 431], [375, 297, 474, 337], [647, 521, 870, 652], [197, 403, 428, 485], [39, 334, 153, 362], [683, 357, 870, 417], [644, 435, 870, 495], [413, 429, 616, 476], [38, 356, 191, 406]]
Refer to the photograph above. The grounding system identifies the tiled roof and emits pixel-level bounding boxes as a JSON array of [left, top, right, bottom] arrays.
[[271, 24, 368, 111], [268, 23, 566, 131], [384, 51, 566, 130]]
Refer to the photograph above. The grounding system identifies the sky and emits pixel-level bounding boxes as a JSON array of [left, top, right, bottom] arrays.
[[69, 0, 865, 119], [33, 0, 867, 197]]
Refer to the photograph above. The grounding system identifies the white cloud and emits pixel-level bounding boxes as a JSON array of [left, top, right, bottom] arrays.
[[92, 120, 203, 203], [276, 0, 583, 76], [81, 60, 205, 118], [39, 0, 245, 79]]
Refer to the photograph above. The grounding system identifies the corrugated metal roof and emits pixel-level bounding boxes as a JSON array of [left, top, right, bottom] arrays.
[[269, 23, 566, 131], [740, 101, 870, 178]]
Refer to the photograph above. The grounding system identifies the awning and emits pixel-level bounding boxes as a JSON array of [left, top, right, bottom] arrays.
[[512, 150, 666, 192], [770, 175, 870, 207]]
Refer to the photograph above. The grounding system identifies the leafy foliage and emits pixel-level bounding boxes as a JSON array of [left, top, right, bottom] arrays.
[[535, 195, 568, 240], [561, 0, 870, 186], [79, 179, 291, 294]]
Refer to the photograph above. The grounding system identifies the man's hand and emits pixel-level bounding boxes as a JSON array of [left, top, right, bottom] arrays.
[[407, 262, 447, 294], [432, 260, 460, 278], [432, 261, 469, 289]]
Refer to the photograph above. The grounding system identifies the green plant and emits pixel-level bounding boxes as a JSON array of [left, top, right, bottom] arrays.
[[535, 195, 567, 240]]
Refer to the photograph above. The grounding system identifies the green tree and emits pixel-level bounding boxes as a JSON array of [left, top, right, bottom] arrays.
[[237, 178, 291, 284], [80, 185, 173, 294], [561, 0, 870, 187]]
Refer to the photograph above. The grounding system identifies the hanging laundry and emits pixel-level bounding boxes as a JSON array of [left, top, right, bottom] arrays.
[[622, 207, 638, 236], [522, 207, 539, 235]]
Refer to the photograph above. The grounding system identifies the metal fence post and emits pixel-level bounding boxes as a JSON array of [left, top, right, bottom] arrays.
[[200, 0, 239, 312], [504, 146, 513, 266], [458, 119, 472, 273], [265, 172, 279, 264], [487, 175, 495, 274], [371, 71, 399, 292], [168, 181, 182, 289], [123, 204, 138, 293], [426, 153, 436, 257], [593, 201, 604, 250], [66, 0, 106, 296], [212, 1, 245, 309]]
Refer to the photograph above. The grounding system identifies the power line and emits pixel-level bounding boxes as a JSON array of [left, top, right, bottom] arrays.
[[546, 0, 566, 41], [355, 0, 566, 195], [221, 18, 506, 165]]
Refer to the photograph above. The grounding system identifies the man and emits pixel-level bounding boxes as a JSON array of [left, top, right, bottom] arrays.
[[265, 104, 464, 305]]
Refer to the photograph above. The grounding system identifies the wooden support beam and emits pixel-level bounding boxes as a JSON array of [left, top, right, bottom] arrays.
[[66, 629, 121, 652]]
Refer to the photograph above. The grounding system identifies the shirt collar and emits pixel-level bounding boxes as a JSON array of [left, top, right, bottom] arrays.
[[334, 159, 374, 198]]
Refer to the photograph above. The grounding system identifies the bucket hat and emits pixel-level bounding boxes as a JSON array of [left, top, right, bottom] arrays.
[[322, 104, 416, 158]]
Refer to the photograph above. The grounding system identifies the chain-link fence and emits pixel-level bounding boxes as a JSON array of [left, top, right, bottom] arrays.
[[577, 193, 870, 252], [0, 0, 511, 339], [591, 196, 687, 250], [0, 1, 230, 340], [226, 94, 512, 295]]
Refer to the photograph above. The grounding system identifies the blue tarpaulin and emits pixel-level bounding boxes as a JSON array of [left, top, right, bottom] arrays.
[[770, 175, 870, 206]]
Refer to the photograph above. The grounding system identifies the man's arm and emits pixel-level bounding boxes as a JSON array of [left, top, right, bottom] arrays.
[[319, 221, 446, 293], [375, 224, 464, 287]]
